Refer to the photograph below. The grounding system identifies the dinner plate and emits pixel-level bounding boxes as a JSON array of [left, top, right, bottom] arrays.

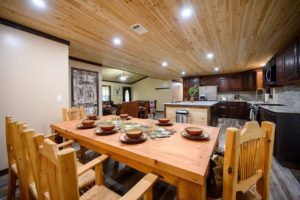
[[155, 122, 173, 126], [180, 130, 209, 140], [76, 124, 97, 129], [120, 133, 147, 143], [95, 127, 118, 135]]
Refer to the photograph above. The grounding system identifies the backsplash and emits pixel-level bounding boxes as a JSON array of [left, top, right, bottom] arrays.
[[218, 91, 257, 101], [271, 83, 300, 107]]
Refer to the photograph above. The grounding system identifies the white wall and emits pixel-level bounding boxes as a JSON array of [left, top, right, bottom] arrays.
[[132, 77, 172, 111], [69, 60, 102, 115], [0, 25, 69, 170], [172, 82, 183, 102], [102, 81, 131, 104]]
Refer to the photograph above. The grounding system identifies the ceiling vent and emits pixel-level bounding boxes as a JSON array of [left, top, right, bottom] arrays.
[[130, 23, 148, 35]]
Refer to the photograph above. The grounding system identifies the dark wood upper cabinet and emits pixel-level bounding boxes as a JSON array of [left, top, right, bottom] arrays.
[[200, 76, 219, 86], [229, 74, 242, 91], [218, 77, 230, 92], [276, 38, 299, 85], [242, 70, 256, 91]]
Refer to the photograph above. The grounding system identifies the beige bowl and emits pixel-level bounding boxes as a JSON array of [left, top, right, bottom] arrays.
[[185, 127, 203, 136], [82, 120, 95, 127], [99, 123, 115, 131], [126, 128, 143, 139]]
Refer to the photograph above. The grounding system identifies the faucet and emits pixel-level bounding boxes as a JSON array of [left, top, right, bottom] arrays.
[[256, 88, 265, 100]]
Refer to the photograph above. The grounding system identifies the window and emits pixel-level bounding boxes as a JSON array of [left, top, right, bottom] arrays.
[[102, 85, 111, 101], [125, 90, 130, 102]]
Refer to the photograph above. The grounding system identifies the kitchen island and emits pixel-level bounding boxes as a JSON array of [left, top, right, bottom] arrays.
[[164, 101, 218, 126]]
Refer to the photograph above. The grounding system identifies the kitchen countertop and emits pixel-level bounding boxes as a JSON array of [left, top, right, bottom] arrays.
[[164, 101, 218, 107], [259, 105, 300, 114]]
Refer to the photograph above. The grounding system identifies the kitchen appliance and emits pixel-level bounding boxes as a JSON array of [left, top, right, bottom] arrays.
[[199, 85, 217, 101], [199, 94, 207, 101], [263, 59, 276, 85]]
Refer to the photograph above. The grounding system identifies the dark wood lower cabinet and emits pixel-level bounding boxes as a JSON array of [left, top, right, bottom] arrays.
[[259, 108, 300, 169], [217, 102, 249, 119]]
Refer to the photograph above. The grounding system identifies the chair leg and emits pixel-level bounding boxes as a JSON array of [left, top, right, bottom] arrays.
[[80, 146, 86, 162], [7, 169, 17, 200]]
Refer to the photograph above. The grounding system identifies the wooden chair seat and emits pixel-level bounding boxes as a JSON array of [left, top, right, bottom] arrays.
[[77, 162, 96, 188], [80, 185, 121, 200]]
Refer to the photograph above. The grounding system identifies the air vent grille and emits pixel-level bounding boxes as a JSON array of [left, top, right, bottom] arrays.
[[130, 23, 148, 35]]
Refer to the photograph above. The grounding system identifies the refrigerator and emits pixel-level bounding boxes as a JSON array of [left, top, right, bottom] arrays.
[[199, 85, 218, 101]]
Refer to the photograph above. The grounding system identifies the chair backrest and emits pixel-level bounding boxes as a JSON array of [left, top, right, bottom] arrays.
[[22, 129, 48, 200], [5, 116, 16, 168], [62, 106, 85, 121], [223, 121, 275, 200], [9, 119, 32, 199], [38, 138, 79, 200]]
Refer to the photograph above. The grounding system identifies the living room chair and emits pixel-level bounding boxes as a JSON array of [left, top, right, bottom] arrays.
[[37, 138, 158, 200], [223, 121, 275, 200]]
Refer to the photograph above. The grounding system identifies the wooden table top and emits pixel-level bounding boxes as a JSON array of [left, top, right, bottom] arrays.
[[50, 116, 220, 185]]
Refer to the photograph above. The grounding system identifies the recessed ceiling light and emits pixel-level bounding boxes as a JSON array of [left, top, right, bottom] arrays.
[[112, 37, 122, 46], [32, 0, 46, 8], [206, 53, 214, 59], [214, 67, 219, 72], [261, 63, 266, 67], [120, 75, 127, 81], [181, 71, 186, 75], [180, 7, 193, 18], [162, 61, 168, 67]]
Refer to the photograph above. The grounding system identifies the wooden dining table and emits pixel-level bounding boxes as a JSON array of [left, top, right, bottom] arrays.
[[50, 115, 220, 200]]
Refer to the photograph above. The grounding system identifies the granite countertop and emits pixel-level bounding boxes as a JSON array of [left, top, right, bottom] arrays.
[[164, 101, 218, 107], [259, 105, 300, 114]]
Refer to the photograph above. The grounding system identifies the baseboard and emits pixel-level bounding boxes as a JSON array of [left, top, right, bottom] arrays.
[[0, 168, 8, 176]]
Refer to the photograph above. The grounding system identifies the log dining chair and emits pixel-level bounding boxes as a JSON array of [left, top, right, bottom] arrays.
[[223, 121, 275, 200], [62, 106, 89, 161], [35, 137, 158, 200], [5, 116, 26, 200], [21, 129, 96, 200]]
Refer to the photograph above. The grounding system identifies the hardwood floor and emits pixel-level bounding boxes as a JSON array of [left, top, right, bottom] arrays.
[[1, 117, 299, 200]]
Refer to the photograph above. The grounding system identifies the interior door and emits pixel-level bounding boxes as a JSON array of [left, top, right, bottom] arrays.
[[122, 87, 132, 102]]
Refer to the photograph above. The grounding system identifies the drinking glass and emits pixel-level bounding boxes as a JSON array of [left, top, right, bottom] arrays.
[[111, 110, 117, 121]]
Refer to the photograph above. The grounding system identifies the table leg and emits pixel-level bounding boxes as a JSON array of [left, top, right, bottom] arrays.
[[177, 179, 206, 200]]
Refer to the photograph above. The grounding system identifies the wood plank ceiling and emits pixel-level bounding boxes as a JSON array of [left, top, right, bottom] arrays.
[[1, 0, 300, 80]]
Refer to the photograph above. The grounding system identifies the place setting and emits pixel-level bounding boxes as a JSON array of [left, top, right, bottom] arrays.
[[76, 114, 100, 129], [155, 118, 174, 126], [181, 127, 210, 140], [120, 128, 148, 144], [95, 122, 118, 135]]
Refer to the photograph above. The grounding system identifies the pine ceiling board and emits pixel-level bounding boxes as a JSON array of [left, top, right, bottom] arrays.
[[1, 0, 300, 78]]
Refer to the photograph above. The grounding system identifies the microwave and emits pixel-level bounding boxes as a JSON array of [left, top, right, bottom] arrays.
[[263, 60, 276, 85]]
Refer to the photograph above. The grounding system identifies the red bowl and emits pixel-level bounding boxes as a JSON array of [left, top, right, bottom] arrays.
[[126, 128, 143, 139], [100, 123, 115, 131], [120, 114, 129, 119], [185, 127, 203, 136], [87, 115, 97, 120], [82, 120, 95, 127], [158, 118, 169, 124]]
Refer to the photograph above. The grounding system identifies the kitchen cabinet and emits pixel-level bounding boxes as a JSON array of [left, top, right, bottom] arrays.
[[200, 76, 219, 86], [276, 39, 299, 85], [210, 104, 218, 126], [183, 76, 200, 100], [229, 74, 243, 91], [259, 108, 300, 168], [218, 77, 230, 92], [242, 71, 256, 91], [217, 102, 248, 119]]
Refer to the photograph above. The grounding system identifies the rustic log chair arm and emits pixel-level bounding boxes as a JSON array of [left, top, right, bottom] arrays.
[[77, 154, 109, 176], [119, 173, 158, 200]]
